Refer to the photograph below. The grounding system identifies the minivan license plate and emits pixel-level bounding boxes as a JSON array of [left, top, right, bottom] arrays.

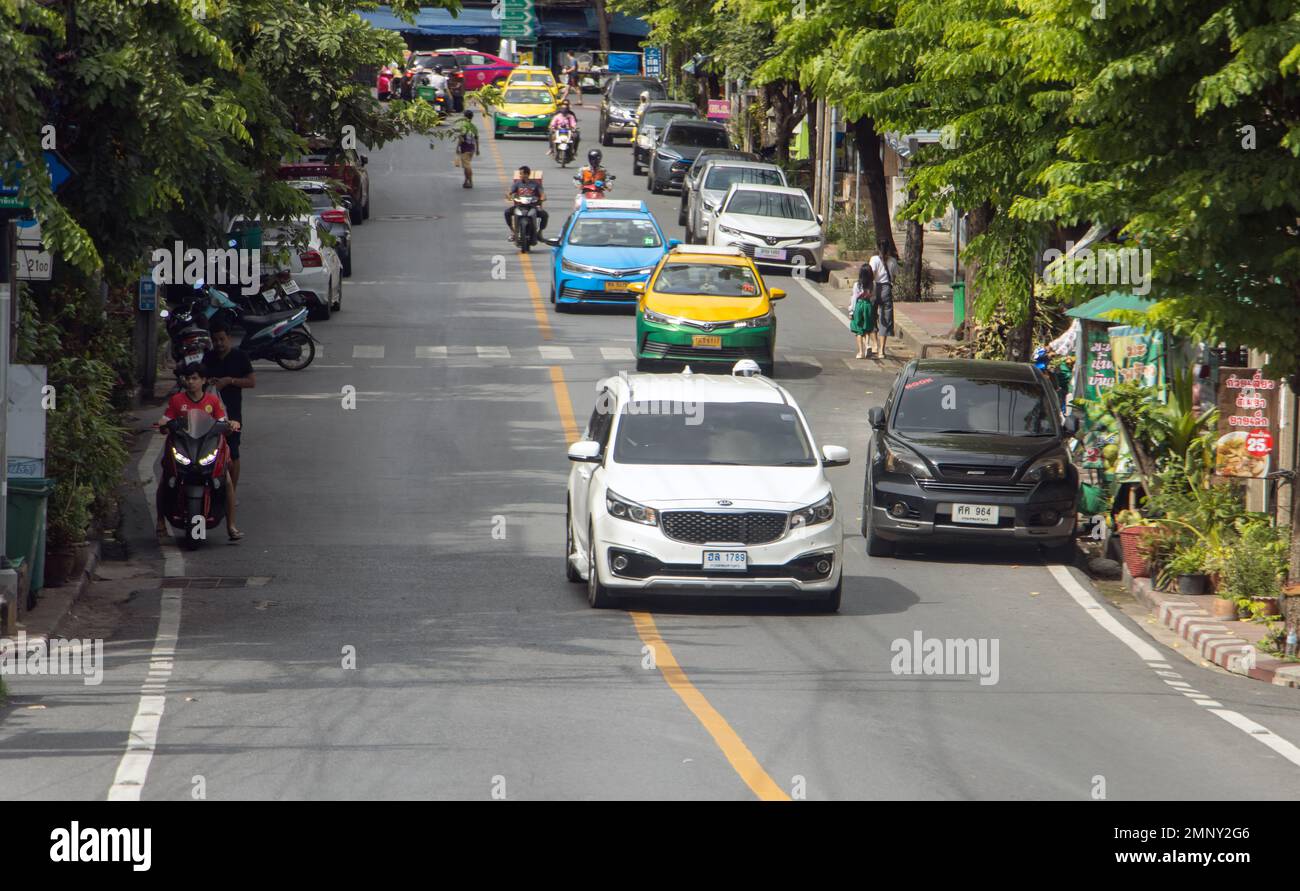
[[703, 550, 747, 571], [952, 503, 998, 525]]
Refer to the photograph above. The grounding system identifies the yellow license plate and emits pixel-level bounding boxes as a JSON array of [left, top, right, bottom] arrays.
[[517, 121, 534, 129], [604, 281, 629, 292], [692, 335, 722, 348]]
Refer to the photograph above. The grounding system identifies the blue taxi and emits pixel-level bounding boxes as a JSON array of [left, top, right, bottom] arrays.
[[545, 199, 677, 311]]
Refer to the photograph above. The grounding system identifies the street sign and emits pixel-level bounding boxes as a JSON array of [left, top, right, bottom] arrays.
[[0, 151, 76, 211], [644, 47, 662, 79], [16, 249, 52, 281], [138, 276, 157, 311], [500, 0, 535, 39]]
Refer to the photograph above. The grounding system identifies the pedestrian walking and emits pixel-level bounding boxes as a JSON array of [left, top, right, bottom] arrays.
[[561, 52, 582, 106], [453, 110, 481, 188], [864, 246, 898, 359], [849, 278, 875, 358]]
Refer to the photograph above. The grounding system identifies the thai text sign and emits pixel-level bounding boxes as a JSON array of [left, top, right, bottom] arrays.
[[1214, 368, 1278, 478]]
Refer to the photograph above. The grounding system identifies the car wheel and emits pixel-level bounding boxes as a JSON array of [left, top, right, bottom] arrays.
[[678, 201, 688, 227], [810, 578, 843, 613], [362, 194, 371, 220], [862, 479, 896, 558], [586, 524, 613, 608], [349, 201, 362, 225], [601, 128, 612, 147], [341, 250, 352, 278], [332, 278, 342, 312], [565, 503, 582, 582], [648, 172, 660, 194]]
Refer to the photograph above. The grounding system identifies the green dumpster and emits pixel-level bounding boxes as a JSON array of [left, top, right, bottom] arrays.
[[8, 477, 53, 595], [953, 281, 967, 328]]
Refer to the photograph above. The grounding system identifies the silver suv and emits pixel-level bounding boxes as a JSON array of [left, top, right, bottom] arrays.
[[683, 160, 787, 244]]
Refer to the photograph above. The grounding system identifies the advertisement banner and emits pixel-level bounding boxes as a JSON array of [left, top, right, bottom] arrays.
[[1083, 324, 1114, 401], [1108, 325, 1165, 390], [1214, 368, 1279, 479]]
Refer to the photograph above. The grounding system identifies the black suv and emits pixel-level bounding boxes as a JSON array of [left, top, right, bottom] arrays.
[[862, 358, 1080, 558], [599, 76, 666, 145], [647, 119, 732, 194]]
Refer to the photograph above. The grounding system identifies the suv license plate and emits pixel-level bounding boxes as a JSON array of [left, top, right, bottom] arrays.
[[952, 503, 998, 525], [703, 550, 747, 571]]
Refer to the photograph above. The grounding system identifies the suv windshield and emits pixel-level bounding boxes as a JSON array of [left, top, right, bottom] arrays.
[[614, 402, 815, 466], [665, 125, 730, 149], [724, 190, 813, 220], [568, 218, 662, 248], [705, 166, 784, 191], [611, 81, 665, 102], [892, 375, 1056, 436], [642, 110, 694, 130], [651, 262, 759, 297]]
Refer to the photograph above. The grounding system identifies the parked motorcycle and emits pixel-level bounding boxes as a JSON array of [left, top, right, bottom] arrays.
[[552, 128, 577, 167], [165, 281, 317, 371], [158, 409, 231, 550], [511, 193, 542, 253]]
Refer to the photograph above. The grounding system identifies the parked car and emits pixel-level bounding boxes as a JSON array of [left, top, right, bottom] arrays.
[[861, 358, 1080, 558], [544, 198, 675, 311], [631, 244, 784, 376], [685, 160, 787, 244], [285, 179, 352, 277], [647, 119, 732, 195], [278, 140, 370, 225], [707, 183, 826, 280], [565, 361, 849, 611], [632, 101, 699, 175], [229, 216, 343, 321], [677, 149, 759, 225], [599, 76, 666, 145], [432, 47, 514, 90]]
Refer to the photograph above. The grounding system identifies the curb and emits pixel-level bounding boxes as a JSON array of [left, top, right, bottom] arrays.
[[6, 542, 100, 644], [1126, 569, 1300, 688]]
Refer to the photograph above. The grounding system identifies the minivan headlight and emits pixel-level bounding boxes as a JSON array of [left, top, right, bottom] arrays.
[[790, 493, 834, 528], [882, 439, 932, 479], [606, 490, 658, 526], [1024, 450, 1070, 482]]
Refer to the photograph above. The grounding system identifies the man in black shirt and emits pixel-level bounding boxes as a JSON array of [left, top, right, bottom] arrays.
[[205, 321, 255, 540], [504, 165, 548, 242]]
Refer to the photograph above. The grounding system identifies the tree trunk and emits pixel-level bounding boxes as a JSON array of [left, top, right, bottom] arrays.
[[962, 201, 995, 340], [900, 218, 923, 301], [766, 83, 804, 167], [850, 116, 895, 257], [594, 0, 611, 54]]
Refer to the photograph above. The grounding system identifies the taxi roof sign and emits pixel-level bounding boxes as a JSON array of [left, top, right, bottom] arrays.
[[579, 199, 647, 212], [669, 244, 743, 256]]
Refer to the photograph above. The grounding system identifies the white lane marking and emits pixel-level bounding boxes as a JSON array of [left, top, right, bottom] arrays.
[[353, 345, 385, 359], [1048, 564, 1300, 769], [477, 346, 510, 359], [416, 346, 448, 359], [600, 347, 634, 361], [315, 345, 323, 359], [793, 274, 850, 330], [1164, 680, 1193, 688], [1196, 700, 1224, 707], [108, 588, 182, 801], [1155, 670, 1182, 678], [539, 345, 574, 360]]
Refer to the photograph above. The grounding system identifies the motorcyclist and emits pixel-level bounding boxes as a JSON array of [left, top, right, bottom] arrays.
[[547, 100, 579, 157], [504, 165, 548, 242], [635, 90, 652, 121], [574, 149, 612, 195]]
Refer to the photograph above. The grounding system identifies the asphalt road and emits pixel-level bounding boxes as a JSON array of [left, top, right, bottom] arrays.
[[3, 101, 1300, 800]]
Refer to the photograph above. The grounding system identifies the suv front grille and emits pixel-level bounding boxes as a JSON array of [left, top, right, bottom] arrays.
[[661, 511, 788, 545], [918, 480, 1035, 496], [938, 464, 1016, 481]]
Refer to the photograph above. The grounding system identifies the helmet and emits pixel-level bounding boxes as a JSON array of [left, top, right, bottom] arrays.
[[639, 91, 649, 102], [464, 109, 473, 120], [587, 149, 602, 167]]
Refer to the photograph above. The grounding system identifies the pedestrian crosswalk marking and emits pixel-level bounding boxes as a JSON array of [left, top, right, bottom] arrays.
[[600, 347, 634, 360], [539, 345, 573, 360], [415, 346, 447, 358], [477, 346, 510, 358], [353, 345, 384, 359]]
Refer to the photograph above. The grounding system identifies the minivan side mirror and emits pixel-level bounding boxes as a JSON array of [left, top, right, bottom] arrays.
[[668, 238, 681, 248], [567, 441, 602, 463], [821, 445, 851, 467], [868, 406, 885, 429]]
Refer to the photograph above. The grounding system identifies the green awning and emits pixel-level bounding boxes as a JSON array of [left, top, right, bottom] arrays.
[[1065, 290, 1155, 322]]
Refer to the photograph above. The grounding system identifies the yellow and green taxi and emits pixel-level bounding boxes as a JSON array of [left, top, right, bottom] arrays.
[[504, 65, 560, 100], [631, 245, 785, 376], [492, 86, 557, 138]]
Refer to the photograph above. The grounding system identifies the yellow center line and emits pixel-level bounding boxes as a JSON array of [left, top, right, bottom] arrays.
[[480, 101, 553, 340], [547, 365, 789, 802]]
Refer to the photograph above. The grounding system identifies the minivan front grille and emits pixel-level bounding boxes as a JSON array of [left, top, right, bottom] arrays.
[[661, 511, 788, 545]]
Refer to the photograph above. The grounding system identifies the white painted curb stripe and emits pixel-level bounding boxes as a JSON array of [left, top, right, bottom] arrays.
[[1208, 709, 1300, 768]]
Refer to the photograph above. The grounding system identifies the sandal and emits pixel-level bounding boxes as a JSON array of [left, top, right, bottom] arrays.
[[227, 528, 244, 542]]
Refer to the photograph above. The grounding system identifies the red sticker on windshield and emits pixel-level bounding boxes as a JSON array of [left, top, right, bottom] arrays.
[[904, 377, 935, 390], [741, 283, 756, 294]]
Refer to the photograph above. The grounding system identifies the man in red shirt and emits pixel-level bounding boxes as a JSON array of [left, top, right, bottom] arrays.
[[155, 367, 242, 541]]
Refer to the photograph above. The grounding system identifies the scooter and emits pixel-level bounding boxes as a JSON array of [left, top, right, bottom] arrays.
[[165, 282, 317, 371], [158, 409, 231, 550], [511, 194, 542, 253], [573, 173, 615, 208], [552, 128, 577, 167]]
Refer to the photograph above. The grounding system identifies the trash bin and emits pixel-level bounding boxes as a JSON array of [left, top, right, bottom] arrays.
[[7, 477, 54, 595], [953, 281, 966, 328]]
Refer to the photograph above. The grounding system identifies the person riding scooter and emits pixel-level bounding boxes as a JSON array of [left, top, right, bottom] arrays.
[[573, 149, 614, 205], [504, 166, 548, 243], [548, 101, 579, 158]]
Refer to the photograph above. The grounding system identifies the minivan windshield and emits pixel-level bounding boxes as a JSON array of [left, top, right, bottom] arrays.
[[614, 402, 815, 466], [892, 375, 1056, 436], [705, 166, 785, 191]]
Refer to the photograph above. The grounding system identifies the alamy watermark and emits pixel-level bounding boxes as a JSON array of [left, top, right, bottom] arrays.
[[1, 632, 104, 686], [890, 630, 999, 686], [151, 240, 261, 295], [1042, 241, 1152, 296], [595, 371, 703, 425]]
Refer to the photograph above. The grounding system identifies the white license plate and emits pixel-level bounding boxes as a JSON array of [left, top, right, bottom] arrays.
[[753, 247, 787, 260], [703, 550, 748, 571], [951, 503, 998, 525]]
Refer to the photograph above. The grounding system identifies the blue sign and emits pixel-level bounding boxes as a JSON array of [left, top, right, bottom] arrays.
[[0, 151, 75, 207], [644, 47, 662, 79], [139, 276, 157, 312]]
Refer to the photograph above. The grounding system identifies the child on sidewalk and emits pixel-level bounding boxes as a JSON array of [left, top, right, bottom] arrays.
[[850, 279, 875, 358]]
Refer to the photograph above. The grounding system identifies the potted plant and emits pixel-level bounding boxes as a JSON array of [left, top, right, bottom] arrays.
[[1115, 509, 1159, 578], [1215, 520, 1289, 621], [1165, 540, 1210, 595], [45, 480, 92, 587]]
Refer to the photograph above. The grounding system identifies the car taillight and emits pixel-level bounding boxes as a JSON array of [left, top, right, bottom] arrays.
[[301, 250, 323, 267], [320, 210, 347, 224]]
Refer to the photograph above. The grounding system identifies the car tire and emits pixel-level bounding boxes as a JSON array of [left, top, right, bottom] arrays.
[[648, 172, 660, 194], [362, 195, 371, 220], [862, 474, 896, 558], [341, 250, 352, 278], [635, 357, 653, 373], [565, 504, 583, 583], [678, 201, 688, 227], [601, 129, 612, 147], [587, 524, 613, 608], [332, 278, 342, 312], [810, 578, 843, 613]]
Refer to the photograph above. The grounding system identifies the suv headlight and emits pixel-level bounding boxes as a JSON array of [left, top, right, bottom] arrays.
[[882, 439, 932, 479], [1024, 450, 1070, 482], [656, 147, 682, 161], [790, 493, 834, 528], [732, 311, 775, 329], [606, 490, 658, 526], [642, 308, 674, 325]]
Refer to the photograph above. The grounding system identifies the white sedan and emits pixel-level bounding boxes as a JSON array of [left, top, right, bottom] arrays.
[[565, 361, 849, 611], [230, 214, 343, 320], [707, 184, 827, 281]]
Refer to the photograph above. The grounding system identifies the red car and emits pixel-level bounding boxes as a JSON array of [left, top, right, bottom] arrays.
[[432, 47, 515, 90], [278, 139, 371, 225]]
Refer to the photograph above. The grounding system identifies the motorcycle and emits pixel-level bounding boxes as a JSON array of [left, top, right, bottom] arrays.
[[552, 128, 577, 167], [158, 409, 231, 550], [511, 193, 542, 253], [165, 281, 318, 371], [573, 173, 615, 208]]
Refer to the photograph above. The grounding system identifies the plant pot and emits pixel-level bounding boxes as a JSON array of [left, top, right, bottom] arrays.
[[1254, 596, 1280, 617], [1210, 597, 1238, 620], [1177, 573, 1209, 596], [44, 544, 75, 588], [1118, 525, 1157, 578]]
